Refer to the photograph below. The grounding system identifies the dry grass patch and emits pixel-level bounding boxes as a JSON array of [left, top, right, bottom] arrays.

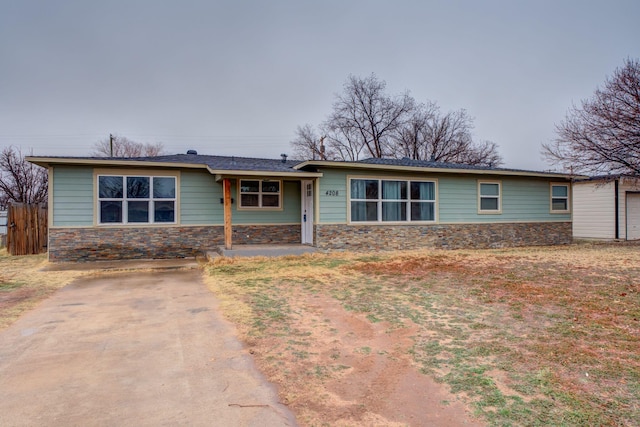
[[205, 244, 640, 426], [0, 249, 89, 329]]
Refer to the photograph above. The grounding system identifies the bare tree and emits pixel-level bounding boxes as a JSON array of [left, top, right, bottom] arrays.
[[396, 108, 502, 166], [291, 74, 502, 166], [0, 147, 48, 208], [291, 124, 327, 160], [325, 74, 415, 160], [543, 58, 640, 175], [92, 135, 165, 158]]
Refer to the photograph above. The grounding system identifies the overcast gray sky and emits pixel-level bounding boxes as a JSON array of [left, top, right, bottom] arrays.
[[1, 0, 638, 170]]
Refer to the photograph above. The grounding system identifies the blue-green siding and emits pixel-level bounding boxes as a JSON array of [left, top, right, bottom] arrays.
[[52, 167, 301, 226], [317, 168, 571, 224], [52, 166, 94, 226], [180, 170, 221, 224]]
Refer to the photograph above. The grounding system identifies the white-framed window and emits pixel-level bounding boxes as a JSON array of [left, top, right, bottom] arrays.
[[349, 178, 436, 223], [239, 179, 281, 209], [478, 181, 501, 213], [98, 175, 176, 224], [550, 183, 570, 212]]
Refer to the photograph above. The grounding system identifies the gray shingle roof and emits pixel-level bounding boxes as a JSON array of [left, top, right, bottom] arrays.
[[130, 154, 299, 172], [355, 157, 544, 174]]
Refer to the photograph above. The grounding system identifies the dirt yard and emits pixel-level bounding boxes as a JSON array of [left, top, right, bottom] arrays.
[[205, 243, 640, 426]]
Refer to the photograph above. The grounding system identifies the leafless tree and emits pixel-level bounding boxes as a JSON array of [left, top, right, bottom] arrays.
[[325, 74, 415, 159], [0, 147, 48, 208], [291, 74, 502, 166], [543, 58, 640, 176], [291, 124, 327, 160], [396, 108, 502, 166], [92, 135, 165, 158]]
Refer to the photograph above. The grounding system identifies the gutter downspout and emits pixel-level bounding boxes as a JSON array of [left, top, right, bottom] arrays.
[[614, 179, 620, 240]]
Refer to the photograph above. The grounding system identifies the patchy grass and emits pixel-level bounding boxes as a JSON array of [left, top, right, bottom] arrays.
[[0, 249, 88, 330], [205, 244, 640, 426]]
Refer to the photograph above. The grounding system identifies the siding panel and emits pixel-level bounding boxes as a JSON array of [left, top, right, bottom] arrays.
[[52, 166, 94, 226]]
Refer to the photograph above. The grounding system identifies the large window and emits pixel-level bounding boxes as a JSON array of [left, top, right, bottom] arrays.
[[478, 181, 501, 213], [98, 175, 176, 224], [239, 180, 281, 209], [551, 184, 570, 212], [350, 178, 436, 222]]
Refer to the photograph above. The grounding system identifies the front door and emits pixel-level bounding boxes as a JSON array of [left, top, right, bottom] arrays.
[[301, 180, 314, 245], [627, 193, 640, 240]]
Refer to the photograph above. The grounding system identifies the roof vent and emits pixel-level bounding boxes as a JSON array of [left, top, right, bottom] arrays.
[[281, 153, 288, 163], [187, 149, 198, 155]]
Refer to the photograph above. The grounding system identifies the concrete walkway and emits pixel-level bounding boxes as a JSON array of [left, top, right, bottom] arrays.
[[0, 270, 297, 426]]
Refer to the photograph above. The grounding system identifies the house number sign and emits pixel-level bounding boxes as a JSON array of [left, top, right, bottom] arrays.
[[325, 190, 340, 196]]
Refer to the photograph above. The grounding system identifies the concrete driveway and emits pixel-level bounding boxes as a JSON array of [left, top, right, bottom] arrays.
[[0, 269, 297, 426]]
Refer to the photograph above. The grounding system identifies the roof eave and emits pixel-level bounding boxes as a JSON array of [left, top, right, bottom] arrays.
[[25, 156, 210, 170], [294, 160, 579, 180]]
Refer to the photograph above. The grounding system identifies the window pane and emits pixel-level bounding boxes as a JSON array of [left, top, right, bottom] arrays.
[[262, 194, 280, 207], [364, 180, 379, 199], [552, 199, 568, 211], [351, 180, 366, 199], [127, 177, 150, 198], [411, 182, 435, 200], [153, 177, 175, 198], [382, 181, 407, 200], [411, 202, 435, 221], [262, 181, 280, 193], [480, 183, 500, 196], [99, 176, 123, 198], [128, 201, 149, 223], [481, 197, 499, 210], [240, 181, 259, 193], [351, 201, 378, 221], [382, 201, 406, 221], [100, 201, 122, 223], [154, 201, 175, 222], [552, 185, 568, 198], [241, 194, 259, 207]]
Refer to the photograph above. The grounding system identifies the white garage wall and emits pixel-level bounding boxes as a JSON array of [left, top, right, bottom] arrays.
[[572, 181, 615, 239]]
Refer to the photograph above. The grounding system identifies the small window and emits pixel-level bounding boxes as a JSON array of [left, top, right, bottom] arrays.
[[239, 179, 282, 209], [479, 181, 501, 213], [551, 184, 570, 212], [98, 175, 176, 224]]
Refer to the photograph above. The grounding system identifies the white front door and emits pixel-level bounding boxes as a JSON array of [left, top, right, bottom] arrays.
[[301, 180, 314, 245], [627, 193, 640, 240]]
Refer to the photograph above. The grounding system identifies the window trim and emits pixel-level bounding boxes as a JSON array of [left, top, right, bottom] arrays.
[[237, 179, 283, 210], [478, 180, 502, 214], [550, 182, 571, 213], [347, 176, 438, 224], [96, 173, 178, 226]]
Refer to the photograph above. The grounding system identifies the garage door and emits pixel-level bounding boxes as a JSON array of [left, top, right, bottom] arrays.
[[627, 193, 640, 240]]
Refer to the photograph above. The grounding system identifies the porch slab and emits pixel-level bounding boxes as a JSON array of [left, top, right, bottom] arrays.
[[209, 244, 317, 259]]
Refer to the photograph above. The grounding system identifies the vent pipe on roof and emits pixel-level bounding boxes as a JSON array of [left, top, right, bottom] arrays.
[[187, 150, 198, 155], [281, 153, 288, 163]]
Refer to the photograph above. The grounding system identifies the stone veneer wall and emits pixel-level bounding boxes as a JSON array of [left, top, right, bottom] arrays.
[[49, 224, 301, 261], [315, 222, 572, 251]]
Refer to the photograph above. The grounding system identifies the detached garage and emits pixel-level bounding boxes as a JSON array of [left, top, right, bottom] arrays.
[[573, 175, 640, 241]]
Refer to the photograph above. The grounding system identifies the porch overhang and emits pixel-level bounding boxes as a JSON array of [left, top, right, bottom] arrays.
[[212, 170, 322, 182]]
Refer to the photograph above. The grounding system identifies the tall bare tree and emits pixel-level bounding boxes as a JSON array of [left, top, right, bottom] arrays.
[[0, 147, 48, 208], [543, 58, 640, 176], [394, 106, 501, 166], [92, 135, 165, 158], [325, 74, 415, 159], [291, 74, 502, 166]]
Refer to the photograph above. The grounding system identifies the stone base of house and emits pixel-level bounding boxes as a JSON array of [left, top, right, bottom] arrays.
[[315, 222, 572, 251], [48, 224, 301, 261]]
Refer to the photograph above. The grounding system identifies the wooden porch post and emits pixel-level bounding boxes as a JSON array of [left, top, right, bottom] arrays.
[[223, 178, 233, 250]]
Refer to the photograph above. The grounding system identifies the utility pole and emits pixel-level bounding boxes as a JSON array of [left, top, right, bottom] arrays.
[[109, 134, 114, 157]]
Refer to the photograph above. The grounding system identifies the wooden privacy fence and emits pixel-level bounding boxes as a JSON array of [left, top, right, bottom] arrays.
[[7, 203, 48, 255]]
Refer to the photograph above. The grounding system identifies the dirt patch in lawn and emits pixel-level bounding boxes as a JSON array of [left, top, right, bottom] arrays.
[[205, 243, 640, 427]]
